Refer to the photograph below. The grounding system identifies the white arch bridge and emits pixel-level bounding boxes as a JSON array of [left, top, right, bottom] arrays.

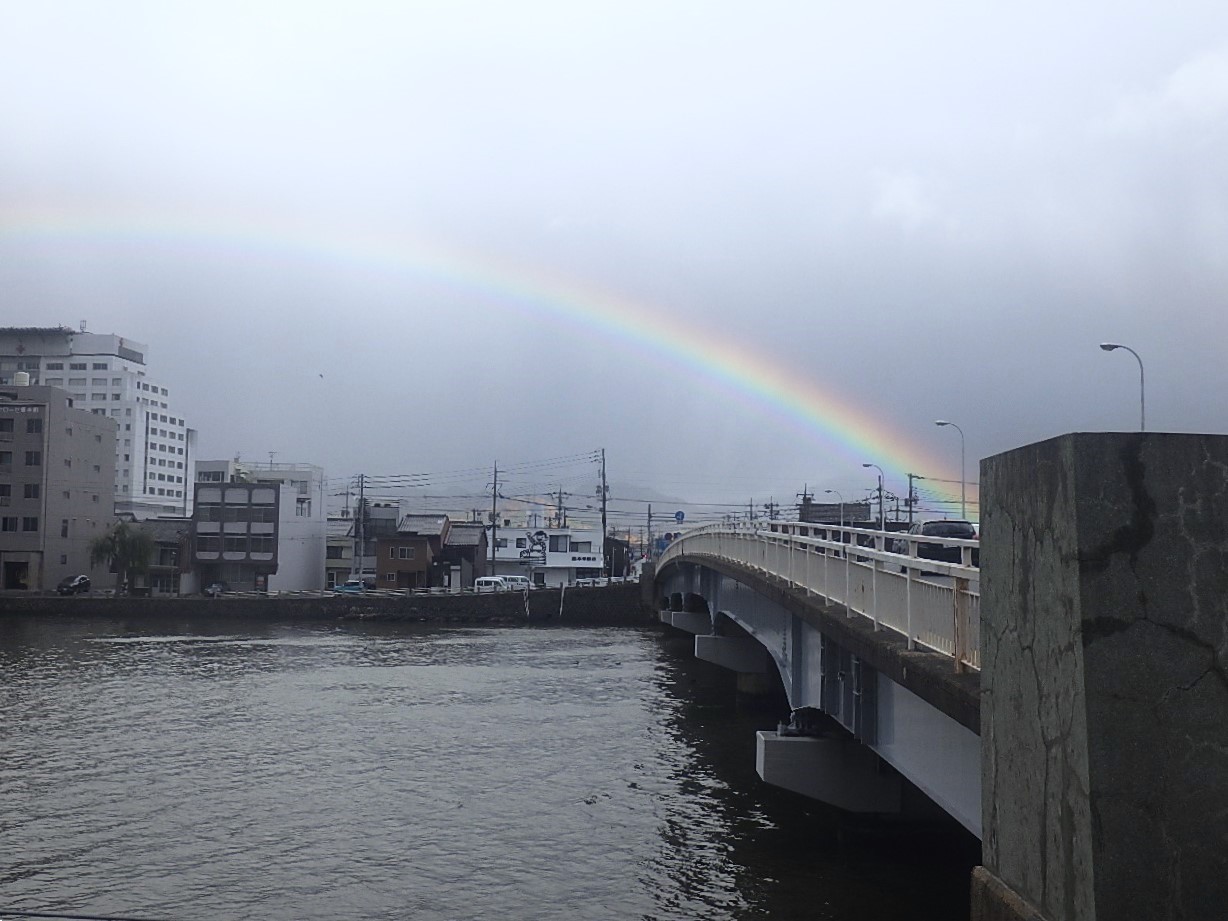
[[654, 521, 983, 838]]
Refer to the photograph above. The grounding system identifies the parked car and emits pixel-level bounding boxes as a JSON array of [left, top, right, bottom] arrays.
[[501, 575, 533, 591], [204, 581, 230, 597], [474, 576, 509, 592], [56, 574, 91, 595], [893, 520, 979, 566], [333, 579, 367, 594]]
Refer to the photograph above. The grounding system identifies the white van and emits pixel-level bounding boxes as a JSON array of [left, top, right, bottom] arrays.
[[474, 576, 508, 592], [501, 575, 532, 591]]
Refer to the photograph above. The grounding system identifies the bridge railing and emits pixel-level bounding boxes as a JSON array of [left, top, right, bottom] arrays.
[[658, 521, 980, 672]]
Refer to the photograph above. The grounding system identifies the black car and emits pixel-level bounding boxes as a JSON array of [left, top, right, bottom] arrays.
[[56, 574, 91, 595], [894, 520, 978, 566], [204, 581, 230, 597]]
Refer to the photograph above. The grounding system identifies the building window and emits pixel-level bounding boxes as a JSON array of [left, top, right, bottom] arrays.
[[112, 378, 122, 386], [250, 536, 274, 554], [68, 377, 86, 386], [549, 535, 569, 552], [62, 490, 70, 500], [389, 546, 396, 559], [224, 536, 248, 553], [516, 538, 527, 548], [398, 547, 416, 560], [92, 363, 108, 370], [495, 538, 508, 548], [24, 451, 41, 466], [61, 519, 68, 538], [1, 517, 16, 532], [326, 546, 345, 560], [46, 362, 63, 370], [46, 378, 63, 386], [23, 484, 39, 499], [22, 517, 38, 532], [0, 484, 8, 502], [0, 450, 11, 465], [26, 418, 42, 434], [60, 554, 68, 565], [0, 419, 11, 432], [91, 378, 106, 386], [385, 572, 396, 582], [69, 363, 86, 371]]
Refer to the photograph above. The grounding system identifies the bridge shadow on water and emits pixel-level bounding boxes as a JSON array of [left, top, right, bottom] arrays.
[[652, 632, 981, 921]]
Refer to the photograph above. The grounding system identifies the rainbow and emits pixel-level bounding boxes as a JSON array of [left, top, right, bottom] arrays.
[[2, 204, 973, 510]]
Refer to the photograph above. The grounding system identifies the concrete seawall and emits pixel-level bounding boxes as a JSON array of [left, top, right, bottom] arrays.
[[0, 582, 653, 626]]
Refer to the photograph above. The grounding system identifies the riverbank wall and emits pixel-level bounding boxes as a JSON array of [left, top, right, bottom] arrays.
[[0, 581, 653, 626]]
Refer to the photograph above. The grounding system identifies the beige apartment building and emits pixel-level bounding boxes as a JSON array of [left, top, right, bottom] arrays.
[[0, 381, 117, 591]]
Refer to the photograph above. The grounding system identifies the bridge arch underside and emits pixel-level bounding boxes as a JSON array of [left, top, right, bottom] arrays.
[[657, 556, 982, 839]]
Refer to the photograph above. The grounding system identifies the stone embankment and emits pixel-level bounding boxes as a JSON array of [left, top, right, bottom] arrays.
[[0, 582, 653, 626]]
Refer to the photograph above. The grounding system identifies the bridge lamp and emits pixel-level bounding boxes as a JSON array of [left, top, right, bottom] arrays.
[[861, 463, 885, 530], [934, 420, 966, 520], [823, 489, 844, 527], [1099, 342, 1145, 432]]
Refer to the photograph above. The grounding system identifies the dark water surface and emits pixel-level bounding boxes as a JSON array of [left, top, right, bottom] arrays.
[[1, 617, 976, 920]]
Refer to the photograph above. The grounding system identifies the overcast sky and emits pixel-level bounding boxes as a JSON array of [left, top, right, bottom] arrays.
[[2, 2, 1226, 519]]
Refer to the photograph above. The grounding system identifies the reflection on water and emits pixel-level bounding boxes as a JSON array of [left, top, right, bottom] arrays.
[[0, 616, 976, 920]]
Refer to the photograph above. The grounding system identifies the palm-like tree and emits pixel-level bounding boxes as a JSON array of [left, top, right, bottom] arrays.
[[89, 522, 155, 594]]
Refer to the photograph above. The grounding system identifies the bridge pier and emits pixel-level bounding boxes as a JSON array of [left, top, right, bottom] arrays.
[[755, 732, 902, 812], [976, 433, 1228, 921]]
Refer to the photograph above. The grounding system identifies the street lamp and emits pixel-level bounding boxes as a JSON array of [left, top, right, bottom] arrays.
[[1100, 342, 1145, 431], [861, 463, 885, 530], [935, 420, 966, 520], [823, 489, 844, 527]]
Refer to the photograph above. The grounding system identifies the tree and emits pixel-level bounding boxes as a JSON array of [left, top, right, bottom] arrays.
[[89, 521, 155, 594]]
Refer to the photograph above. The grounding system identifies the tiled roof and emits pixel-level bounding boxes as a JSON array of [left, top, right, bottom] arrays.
[[138, 518, 191, 542], [398, 514, 449, 537], [445, 523, 486, 547]]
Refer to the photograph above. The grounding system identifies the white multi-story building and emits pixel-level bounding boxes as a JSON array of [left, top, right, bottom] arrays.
[[0, 326, 195, 519], [189, 458, 326, 593], [487, 521, 605, 587]]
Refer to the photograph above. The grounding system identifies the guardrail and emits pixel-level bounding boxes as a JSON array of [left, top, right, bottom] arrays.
[[191, 577, 634, 600], [657, 521, 980, 672]]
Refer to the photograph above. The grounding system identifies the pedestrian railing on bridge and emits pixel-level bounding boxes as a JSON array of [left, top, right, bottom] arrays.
[[658, 521, 980, 672]]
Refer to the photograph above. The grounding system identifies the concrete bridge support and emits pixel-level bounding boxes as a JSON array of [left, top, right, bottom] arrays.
[[974, 433, 1228, 921]]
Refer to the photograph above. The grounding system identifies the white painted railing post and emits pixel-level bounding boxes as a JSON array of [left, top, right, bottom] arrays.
[[871, 532, 881, 631], [954, 575, 970, 672]]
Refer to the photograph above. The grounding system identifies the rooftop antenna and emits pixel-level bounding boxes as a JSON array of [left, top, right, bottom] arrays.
[[79, 320, 87, 332]]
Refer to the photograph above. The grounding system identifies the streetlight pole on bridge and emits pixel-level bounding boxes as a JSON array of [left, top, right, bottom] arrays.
[[823, 489, 844, 528], [861, 463, 885, 531], [935, 420, 966, 520], [1100, 342, 1145, 432]]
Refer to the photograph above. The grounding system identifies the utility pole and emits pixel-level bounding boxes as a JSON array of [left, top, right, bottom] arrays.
[[906, 473, 925, 526], [600, 448, 609, 579], [647, 504, 653, 558], [489, 462, 498, 575], [351, 473, 365, 580]]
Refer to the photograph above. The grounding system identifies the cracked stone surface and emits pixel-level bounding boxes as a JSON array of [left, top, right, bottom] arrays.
[[981, 433, 1228, 921]]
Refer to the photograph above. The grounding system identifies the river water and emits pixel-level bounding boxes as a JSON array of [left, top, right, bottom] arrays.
[[0, 616, 976, 920]]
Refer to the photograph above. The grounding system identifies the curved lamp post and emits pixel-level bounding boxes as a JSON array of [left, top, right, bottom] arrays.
[[1100, 342, 1145, 431], [861, 463, 885, 530], [823, 489, 845, 527], [935, 420, 966, 520]]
